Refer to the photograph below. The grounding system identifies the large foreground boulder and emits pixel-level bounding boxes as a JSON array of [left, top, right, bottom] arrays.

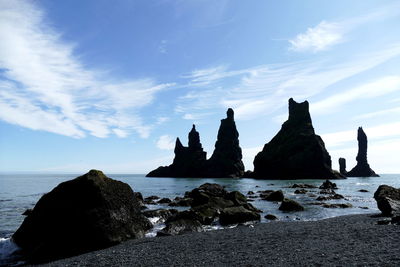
[[253, 98, 342, 179], [374, 185, 400, 216], [346, 127, 379, 177], [12, 170, 152, 263]]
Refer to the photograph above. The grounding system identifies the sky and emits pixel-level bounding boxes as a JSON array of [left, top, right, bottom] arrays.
[[1, 0, 400, 174]]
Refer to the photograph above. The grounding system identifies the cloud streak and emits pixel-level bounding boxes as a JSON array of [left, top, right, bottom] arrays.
[[0, 0, 172, 138]]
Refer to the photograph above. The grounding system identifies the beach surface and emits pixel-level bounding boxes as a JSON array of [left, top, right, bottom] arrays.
[[38, 213, 399, 267]]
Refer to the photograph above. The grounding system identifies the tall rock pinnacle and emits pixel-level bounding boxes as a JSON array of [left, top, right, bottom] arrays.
[[253, 98, 341, 179], [346, 127, 379, 177], [339, 158, 347, 175], [205, 108, 244, 178]]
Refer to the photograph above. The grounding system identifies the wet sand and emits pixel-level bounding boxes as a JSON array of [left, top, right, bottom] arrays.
[[39, 213, 399, 267]]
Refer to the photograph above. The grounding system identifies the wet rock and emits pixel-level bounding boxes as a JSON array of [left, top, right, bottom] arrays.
[[168, 197, 193, 207], [247, 191, 255, 195], [157, 219, 203, 236], [308, 193, 317, 197], [319, 189, 336, 195], [316, 194, 344, 201], [279, 198, 304, 211], [294, 189, 307, 194], [358, 189, 369, 193], [322, 203, 353, 209], [374, 185, 400, 216], [158, 198, 172, 204], [142, 209, 178, 221], [205, 109, 245, 178], [12, 170, 152, 263], [339, 158, 347, 176], [253, 98, 342, 180], [219, 206, 261, 225], [319, 180, 337, 190], [226, 191, 248, 206], [260, 190, 284, 201], [290, 183, 317, 189], [264, 214, 278, 220], [347, 127, 379, 177]]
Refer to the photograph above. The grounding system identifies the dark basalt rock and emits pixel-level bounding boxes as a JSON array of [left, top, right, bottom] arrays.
[[142, 209, 178, 222], [279, 198, 304, 212], [260, 190, 284, 201], [158, 198, 172, 204], [159, 183, 261, 233], [290, 183, 317, 189], [346, 127, 379, 177], [253, 98, 342, 180], [147, 125, 207, 178], [219, 206, 261, 225], [12, 170, 152, 263], [294, 189, 307, 194], [157, 219, 203, 236], [319, 179, 338, 190], [374, 185, 400, 216], [339, 158, 347, 175], [147, 109, 244, 178], [264, 214, 278, 220], [205, 108, 244, 178]]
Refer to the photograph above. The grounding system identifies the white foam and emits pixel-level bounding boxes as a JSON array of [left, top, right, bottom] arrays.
[[0, 237, 22, 265]]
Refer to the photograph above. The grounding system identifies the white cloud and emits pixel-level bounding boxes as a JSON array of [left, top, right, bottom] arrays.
[[177, 44, 400, 121], [289, 21, 344, 52], [0, 0, 171, 138], [156, 135, 175, 150], [311, 76, 400, 115], [289, 4, 400, 52]]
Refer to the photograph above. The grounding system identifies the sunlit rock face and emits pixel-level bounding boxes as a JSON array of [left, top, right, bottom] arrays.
[[253, 98, 342, 180], [346, 127, 379, 177]]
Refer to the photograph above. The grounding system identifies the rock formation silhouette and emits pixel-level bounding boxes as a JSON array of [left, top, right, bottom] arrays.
[[252, 98, 342, 179], [204, 108, 244, 178], [346, 127, 379, 177], [147, 109, 244, 178], [13, 170, 152, 263], [146, 125, 207, 177], [339, 158, 347, 175]]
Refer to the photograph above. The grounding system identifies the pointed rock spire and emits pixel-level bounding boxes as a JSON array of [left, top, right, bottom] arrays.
[[339, 158, 347, 175], [347, 127, 379, 177], [188, 124, 202, 150], [205, 108, 244, 178]]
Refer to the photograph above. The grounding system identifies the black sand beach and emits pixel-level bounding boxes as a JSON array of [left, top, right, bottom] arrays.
[[39, 213, 400, 267]]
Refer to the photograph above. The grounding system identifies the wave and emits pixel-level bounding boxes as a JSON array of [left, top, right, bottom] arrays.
[[0, 238, 23, 266]]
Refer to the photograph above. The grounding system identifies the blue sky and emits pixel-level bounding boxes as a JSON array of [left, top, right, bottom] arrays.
[[1, 0, 400, 173]]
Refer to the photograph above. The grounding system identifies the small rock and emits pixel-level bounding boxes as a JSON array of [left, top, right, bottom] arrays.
[[158, 198, 172, 204], [319, 180, 337, 190], [219, 206, 261, 225], [260, 190, 284, 202], [247, 191, 255, 195], [279, 198, 304, 211], [290, 184, 317, 189], [358, 189, 369, 193], [264, 214, 278, 220]]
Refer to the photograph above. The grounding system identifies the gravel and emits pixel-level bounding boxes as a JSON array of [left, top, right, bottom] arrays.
[[38, 213, 400, 267]]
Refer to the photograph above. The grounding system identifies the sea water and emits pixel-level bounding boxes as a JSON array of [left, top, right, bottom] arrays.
[[0, 173, 399, 262]]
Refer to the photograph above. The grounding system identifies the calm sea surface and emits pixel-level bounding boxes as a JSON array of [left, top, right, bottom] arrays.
[[1, 173, 399, 239]]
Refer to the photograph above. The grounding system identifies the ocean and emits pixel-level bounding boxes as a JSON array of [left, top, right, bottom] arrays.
[[0, 173, 399, 263]]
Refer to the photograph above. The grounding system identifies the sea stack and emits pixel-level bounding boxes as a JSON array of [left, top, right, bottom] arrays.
[[339, 158, 347, 175], [346, 127, 379, 177], [253, 98, 342, 179], [146, 125, 207, 177], [205, 108, 244, 178]]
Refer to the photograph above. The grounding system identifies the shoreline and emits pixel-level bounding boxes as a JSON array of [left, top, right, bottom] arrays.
[[38, 213, 400, 266]]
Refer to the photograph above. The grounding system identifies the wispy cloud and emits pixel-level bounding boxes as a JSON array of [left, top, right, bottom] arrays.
[[321, 122, 400, 148], [289, 3, 400, 52], [156, 135, 175, 150], [177, 44, 400, 121], [353, 106, 400, 120], [289, 21, 344, 52], [0, 0, 172, 138], [311, 76, 400, 115]]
